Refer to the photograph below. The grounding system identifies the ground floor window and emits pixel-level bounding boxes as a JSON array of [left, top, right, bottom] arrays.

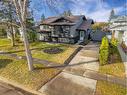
[[58, 38, 70, 43]]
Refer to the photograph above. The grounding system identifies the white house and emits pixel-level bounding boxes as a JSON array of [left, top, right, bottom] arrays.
[[109, 15, 127, 46]]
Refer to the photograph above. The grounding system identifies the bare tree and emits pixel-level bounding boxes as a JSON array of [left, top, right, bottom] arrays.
[[13, 0, 33, 71]]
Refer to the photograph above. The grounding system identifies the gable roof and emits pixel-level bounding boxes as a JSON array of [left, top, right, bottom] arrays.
[[77, 19, 94, 31], [40, 15, 86, 25]]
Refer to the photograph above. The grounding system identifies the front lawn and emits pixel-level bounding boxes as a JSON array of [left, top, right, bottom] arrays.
[[0, 38, 77, 90], [96, 38, 126, 95], [99, 41, 125, 78], [0, 55, 60, 90], [0, 38, 77, 64], [95, 81, 127, 95]]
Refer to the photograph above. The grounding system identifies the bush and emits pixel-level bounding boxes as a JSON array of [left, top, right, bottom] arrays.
[[110, 38, 118, 54], [27, 30, 37, 42], [99, 37, 109, 65], [0, 28, 7, 37], [111, 38, 118, 46]]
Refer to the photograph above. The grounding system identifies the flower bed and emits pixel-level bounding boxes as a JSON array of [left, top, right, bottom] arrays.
[[43, 47, 63, 54]]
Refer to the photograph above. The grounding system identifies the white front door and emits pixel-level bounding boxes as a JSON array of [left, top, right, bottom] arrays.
[[80, 31, 84, 41]]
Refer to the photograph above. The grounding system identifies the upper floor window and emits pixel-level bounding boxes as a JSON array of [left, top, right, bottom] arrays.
[[40, 25, 50, 30]]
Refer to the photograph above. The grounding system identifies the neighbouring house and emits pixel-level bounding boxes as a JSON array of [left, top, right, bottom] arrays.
[[37, 15, 94, 44], [109, 15, 127, 46]]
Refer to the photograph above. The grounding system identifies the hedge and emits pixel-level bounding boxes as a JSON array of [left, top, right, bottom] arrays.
[[99, 37, 109, 65]]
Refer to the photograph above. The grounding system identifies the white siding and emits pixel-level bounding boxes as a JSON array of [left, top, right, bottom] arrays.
[[123, 31, 127, 46], [40, 25, 44, 30]]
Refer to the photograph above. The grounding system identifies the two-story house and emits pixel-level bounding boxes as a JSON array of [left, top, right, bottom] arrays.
[[37, 15, 94, 44]]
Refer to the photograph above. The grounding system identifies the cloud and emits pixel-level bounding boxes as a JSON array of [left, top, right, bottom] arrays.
[[70, 0, 126, 22], [30, 0, 126, 22]]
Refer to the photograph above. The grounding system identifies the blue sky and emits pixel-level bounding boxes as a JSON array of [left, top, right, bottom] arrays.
[[30, 0, 127, 22]]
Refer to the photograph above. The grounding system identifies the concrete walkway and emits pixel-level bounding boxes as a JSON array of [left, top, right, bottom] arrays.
[[39, 42, 100, 95]]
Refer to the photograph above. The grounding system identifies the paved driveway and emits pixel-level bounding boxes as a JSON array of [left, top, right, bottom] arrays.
[[39, 42, 100, 95]]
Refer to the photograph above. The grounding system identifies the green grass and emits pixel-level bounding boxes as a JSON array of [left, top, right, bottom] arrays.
[[0, 38, 77, 90], [95, 81, 127, 95], [0, 38, 76, 64], [99, 62, 125, 78], [0, 38, 11, 46], [0, 55, 60, 90]]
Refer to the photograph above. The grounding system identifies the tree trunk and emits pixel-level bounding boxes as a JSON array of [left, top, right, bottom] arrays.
[[13, 0, 34, 71], [10, 26, 15, 47], [21, 23, 33, 71]]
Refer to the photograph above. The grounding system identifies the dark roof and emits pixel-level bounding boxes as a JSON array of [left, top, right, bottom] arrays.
[[40, 15, 86, 25], [77, 19, 94, 31], [50, 22, 76, 26]]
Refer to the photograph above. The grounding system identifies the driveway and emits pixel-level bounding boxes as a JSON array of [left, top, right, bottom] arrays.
[[39, 42, 100, 95]]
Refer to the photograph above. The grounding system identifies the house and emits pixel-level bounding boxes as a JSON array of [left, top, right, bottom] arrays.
[[37, 15, 94, 44], [109, 15, 127, 46]]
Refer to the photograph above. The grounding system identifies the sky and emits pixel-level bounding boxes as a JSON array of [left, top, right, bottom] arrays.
[[30, 0, 127, 22]]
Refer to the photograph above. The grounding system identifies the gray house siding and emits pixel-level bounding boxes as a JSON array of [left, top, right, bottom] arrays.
[[38, 15, 93, 44], [70, 16, 84, 38]]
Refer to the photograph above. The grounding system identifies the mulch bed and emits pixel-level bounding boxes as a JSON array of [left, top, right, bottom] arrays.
[[43, 47, 63, 54]]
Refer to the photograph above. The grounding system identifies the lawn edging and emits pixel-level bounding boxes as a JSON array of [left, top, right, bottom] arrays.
[[64, 46, 82, 65], [0, 76, 42, 95]]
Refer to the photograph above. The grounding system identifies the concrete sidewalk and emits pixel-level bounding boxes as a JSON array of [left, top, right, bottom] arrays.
[[39, 42, 100, 95]]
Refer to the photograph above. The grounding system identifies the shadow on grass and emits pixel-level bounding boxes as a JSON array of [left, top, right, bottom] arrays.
[[0, 45, 10, 48], [0, 59, 13, 69], [34, 60, 98, 70]]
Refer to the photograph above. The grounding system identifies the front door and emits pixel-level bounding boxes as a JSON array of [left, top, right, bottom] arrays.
[[80, 31, 84, 41]]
